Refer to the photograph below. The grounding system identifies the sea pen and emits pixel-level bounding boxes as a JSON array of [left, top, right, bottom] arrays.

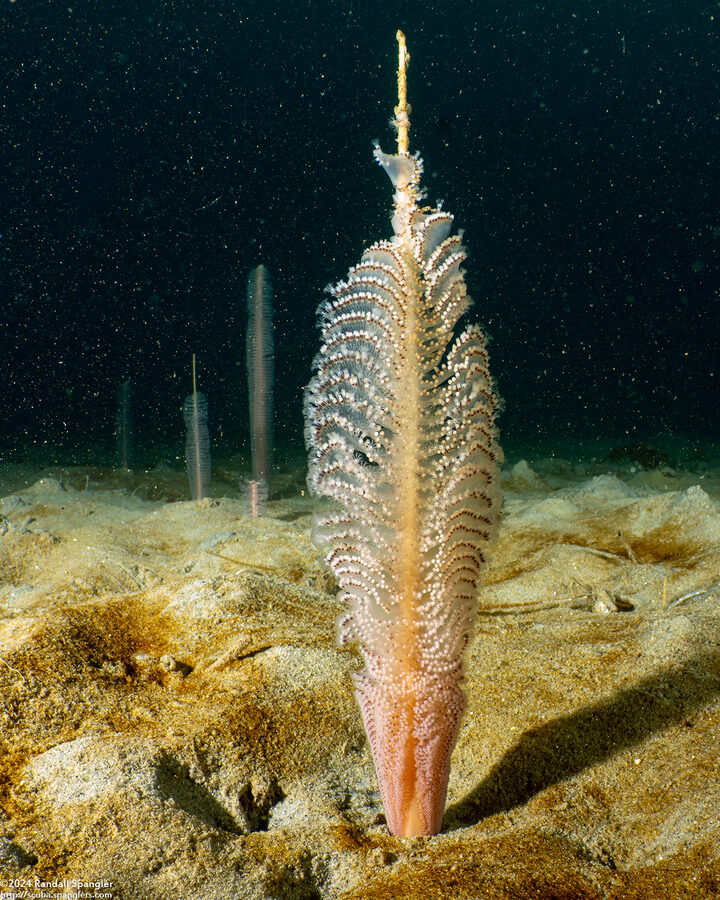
[[304, 32, 502, 836], [246, 264, 274, 515], [183, 353, 212, 500], [115, 378, 132, 471]]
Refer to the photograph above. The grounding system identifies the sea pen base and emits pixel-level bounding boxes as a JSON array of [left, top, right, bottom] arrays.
[[356, 673, 466, 837]]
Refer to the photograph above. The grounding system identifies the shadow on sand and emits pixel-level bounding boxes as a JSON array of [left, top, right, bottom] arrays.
[[446, 643, 720, 829]]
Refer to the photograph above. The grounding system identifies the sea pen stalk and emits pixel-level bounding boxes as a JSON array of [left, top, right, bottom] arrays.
[[116, 379, 132, 471], [246, 264, 274, 514], [183, 354, 211, 501], [304, 32, 503, 837]]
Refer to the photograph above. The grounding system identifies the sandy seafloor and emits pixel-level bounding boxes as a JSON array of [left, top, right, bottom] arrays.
[[1, 444, 719, 900]]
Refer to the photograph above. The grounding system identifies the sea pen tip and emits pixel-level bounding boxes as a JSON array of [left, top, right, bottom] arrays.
[[395, 31, 410, 155]]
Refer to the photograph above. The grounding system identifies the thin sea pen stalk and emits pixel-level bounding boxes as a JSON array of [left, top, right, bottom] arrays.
[[183, 353, 211, 501]]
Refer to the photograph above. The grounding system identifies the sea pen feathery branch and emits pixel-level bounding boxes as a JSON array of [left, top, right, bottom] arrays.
[[246, 264, 274, 515], [304, 32, 503, 837]]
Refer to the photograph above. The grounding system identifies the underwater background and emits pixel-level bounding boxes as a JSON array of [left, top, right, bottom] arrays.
[[1, 0, 718, 466]]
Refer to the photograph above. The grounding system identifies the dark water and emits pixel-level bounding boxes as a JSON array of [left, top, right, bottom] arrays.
[[1, 1, 718, 466]]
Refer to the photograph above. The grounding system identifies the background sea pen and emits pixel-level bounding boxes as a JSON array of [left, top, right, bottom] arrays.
[[304, 32, 503, 837], [115, 379, 132, 471], [183, 353, 211, 500], [246, 264, 274, 515]]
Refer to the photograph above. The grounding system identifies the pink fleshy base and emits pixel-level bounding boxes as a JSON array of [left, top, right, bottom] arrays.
[[356, 673, 466, 837]]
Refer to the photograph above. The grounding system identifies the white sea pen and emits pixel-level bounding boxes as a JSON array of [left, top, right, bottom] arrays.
[[304, 32, 503, 837]]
